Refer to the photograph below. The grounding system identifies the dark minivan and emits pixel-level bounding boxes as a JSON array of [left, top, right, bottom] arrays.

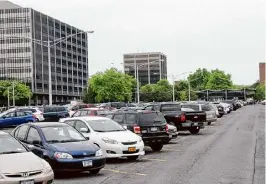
[[106, 110, 169, 152], [39, 106, 69, 122]]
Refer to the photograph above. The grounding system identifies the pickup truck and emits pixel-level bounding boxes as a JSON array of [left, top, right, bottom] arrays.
[[143, 103, 206, 134]]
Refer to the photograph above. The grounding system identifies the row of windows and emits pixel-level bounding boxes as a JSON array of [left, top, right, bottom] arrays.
[[0, 27, 30, 34], [0, 38, 30, 44], [0, 58, 31, 64], [0, 67, 31, 74], [0, 47, 31, 54], [0, 17, 30, 24], [0, 8, 29, 14]]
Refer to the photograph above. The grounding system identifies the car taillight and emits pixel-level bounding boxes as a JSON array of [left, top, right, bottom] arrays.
[[133, 126, 141, 134], [180, 114, 186, 122], [166, 124, 169, 133], [33, 114, 37, 119]]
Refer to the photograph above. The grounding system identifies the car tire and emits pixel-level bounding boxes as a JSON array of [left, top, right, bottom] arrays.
[[90, 169, 101, 174], [150, 144, 163, 152], [207, 122, 211, 125], [189, 127, 200, 134], [127, 156, 139, 161]]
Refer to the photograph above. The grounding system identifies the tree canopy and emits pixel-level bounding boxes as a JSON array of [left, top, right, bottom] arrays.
[[87, 68, 136, 103], [0, 80, 32, 100], [205, 69, 233, 90], [254, 84, 265, 100]]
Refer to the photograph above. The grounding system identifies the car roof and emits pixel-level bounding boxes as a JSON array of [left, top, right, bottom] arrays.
[[66, 116, 110, 121], [28, 122, 69, 128], [81, 108, 106, 111]]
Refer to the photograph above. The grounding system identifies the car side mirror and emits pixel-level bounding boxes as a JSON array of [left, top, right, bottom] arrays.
[[80, 128, 89, 133]]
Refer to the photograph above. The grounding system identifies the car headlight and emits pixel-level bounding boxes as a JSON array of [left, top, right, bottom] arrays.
[[102, 137, 118, 144], [95, 149, 103, 157], [54, 152, 73, 159]]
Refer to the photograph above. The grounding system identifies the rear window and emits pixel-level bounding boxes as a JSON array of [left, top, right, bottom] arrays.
[[139, 112, 166, 125], [43, 106, 55, 113], [125, 114, 137, 124], [160, 104, 181, 112], [181, 105, 200, 111], [96, 110, 110, 115], [56, 107, 66, 112]]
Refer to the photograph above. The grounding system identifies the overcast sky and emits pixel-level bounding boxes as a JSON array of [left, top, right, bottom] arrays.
[[11, 0, 265, 85]]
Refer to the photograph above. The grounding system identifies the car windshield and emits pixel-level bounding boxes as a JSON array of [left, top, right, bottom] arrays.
[[0, 135, 27, 154], [0, 112, 7, 118], [85, 119, 125, 132], [181, 104, 200, 111], [42, 126, 86, 143]]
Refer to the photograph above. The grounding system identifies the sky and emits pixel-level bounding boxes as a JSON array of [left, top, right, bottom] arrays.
[[10, 0, 265, 85]]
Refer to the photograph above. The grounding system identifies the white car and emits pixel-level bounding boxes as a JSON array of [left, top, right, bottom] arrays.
[[219, 102, 231, 114], [60, 116, 145, 160]]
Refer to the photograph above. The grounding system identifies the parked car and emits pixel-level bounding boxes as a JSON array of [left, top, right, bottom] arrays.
[[213, 104, 225, 118], [262, 100, 266, 105], [66, 104, 96, 117], [39, 106, 69, 122], [0, 110, 36, 128], [219, 102, 232, 114], [106, 110, 169, 151], [14, 107, 45, 122], [100, 102, 126, 110], [71, 108, 111, 118], [11, 122, 106, 174], [165, 124, 178, 143], [144, 103, 206, 134], [60, 116, 145, 161], [0, 131, 54, 184], [181, 102, 217, 125], [222, 100, 239, 110]]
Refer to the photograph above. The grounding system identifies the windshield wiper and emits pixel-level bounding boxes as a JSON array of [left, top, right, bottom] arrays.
[[47, 140, 61, 143], [94, 130, 106, 132], [0, 151, 25, 154], [60, 139, 84, 143]]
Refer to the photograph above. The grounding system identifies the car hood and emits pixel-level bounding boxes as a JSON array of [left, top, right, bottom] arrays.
[[98, 130, 140, 142], [49, 141, 98, 155], [0, 152, 44, 174]]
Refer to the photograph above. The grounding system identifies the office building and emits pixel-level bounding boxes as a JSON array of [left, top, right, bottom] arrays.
[[0, 1, 89, 104], [259, 62, 265, 84], [123, 52, 167, 85]]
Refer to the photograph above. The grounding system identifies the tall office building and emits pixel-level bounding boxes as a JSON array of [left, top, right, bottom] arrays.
[[259, 62, 265, 84], [123, 52, 167, 85], [0, 1, 89, 104]]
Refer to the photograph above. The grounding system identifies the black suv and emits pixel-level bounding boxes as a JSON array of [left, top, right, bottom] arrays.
[[39, 106, 69, 122], [106, 110, 169, 151]]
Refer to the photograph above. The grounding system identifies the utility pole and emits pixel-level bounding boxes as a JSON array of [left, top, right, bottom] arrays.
[[188, 80, 191, 101], [136, 65, 140, 104], [172, 75, 175, 102], [47, 41, 52, 106]]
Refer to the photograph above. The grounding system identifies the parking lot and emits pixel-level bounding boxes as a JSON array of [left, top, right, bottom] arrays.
[[1, 105, 264, 184]]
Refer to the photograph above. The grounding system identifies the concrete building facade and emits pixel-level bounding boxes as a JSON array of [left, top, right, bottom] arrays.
[[0, 1, 89, 105], [123, 52, 167, 85], [259, 62, 265, 84]]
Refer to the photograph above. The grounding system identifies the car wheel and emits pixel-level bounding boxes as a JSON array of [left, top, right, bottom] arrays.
[[89, 169, 101, 174], [189, 127, 200, 134], [207, 122, 211, 125], [127, 156, 139, 161], [150, 144, 163, 152]]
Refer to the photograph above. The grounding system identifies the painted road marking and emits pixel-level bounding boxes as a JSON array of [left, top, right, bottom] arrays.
[[141, 158, 166, 162], [103, 168, 147, 176]]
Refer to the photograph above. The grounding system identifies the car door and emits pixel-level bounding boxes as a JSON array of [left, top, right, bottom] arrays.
[[25, 127, 45, 157], [74, 120, 91, 138], [15, 111, 28, 125], [0, 112, 16, 127]]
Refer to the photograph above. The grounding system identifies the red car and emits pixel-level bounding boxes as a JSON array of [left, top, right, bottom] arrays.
[[71, 108, 111, 117]]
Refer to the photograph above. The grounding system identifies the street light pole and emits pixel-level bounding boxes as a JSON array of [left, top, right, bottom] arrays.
[[47, 41, 52, 106], [7, 87, 10, 108], [12, 82, 15, 107], [172, 75, 175, 102], [188, 80, 191, 101], [136, 65, 140, 104]]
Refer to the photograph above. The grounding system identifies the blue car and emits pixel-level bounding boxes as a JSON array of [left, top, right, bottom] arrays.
[[0, 110, 36, 127], [11, 122, 106, 174]]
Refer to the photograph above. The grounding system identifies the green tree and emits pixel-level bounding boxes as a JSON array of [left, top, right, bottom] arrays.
[[205, 69, 233, 90], [188, 68, 210, 90], [254, 84, 265, 100], [0, 80, 32, 101], [83, 84, 97, 103], [89, 68, 136, 102]]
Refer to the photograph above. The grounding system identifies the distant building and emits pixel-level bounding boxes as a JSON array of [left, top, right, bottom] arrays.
[[123, 52, 167, 85], [0, 1, 89, 105], [259, 62, 265, 84]]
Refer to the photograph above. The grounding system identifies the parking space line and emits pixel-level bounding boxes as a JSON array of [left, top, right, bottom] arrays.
[[103, 168, 147, 176], [141, 158, 166, 162]]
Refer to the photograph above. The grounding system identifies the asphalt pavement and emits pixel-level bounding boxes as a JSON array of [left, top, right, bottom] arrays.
[[1, 105, 265, 184]]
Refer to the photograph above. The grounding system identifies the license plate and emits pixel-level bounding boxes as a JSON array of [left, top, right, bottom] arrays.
[[194, 123, 198, 126], [150, 127, 158, 132], [20, 180, 34, 184], [128, 147, 136, 152], [82, 160, 93, 167]]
